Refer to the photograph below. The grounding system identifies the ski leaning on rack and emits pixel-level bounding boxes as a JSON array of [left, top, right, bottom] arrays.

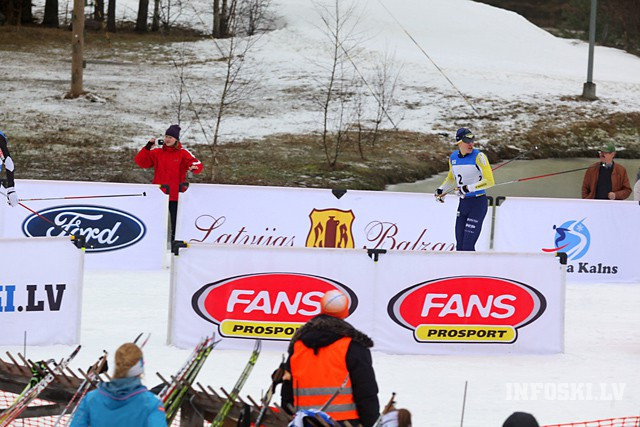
[[0, 345, 81, 427], [52, 350, 108, 427], [210, 339, 262, 427], [161, 335, 219, 424], [254, 354, 285, 427], [0, 359, 54, 424]]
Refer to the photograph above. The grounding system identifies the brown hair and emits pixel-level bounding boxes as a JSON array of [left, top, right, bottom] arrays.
[[113, 343, 143, 379], [397, 408, 412, 427]]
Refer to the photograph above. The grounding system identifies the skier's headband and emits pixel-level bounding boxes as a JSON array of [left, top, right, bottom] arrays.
[[126, 357, 144, 378]]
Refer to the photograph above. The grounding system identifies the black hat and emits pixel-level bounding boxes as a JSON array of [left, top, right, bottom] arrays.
[[165, 124, 181, 140], [503, 412, 539, 427], [456, 127, 475, 143]]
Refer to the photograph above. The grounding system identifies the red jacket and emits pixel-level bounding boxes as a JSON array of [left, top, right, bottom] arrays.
[[134, 142, 203, 201]]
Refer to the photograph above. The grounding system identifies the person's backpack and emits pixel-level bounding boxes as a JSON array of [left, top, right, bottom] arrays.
[[288, 409, 339, 427]]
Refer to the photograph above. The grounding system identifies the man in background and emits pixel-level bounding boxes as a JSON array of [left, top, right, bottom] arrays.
[[581, 143, 631, 200], [0, 130, 18, 207]]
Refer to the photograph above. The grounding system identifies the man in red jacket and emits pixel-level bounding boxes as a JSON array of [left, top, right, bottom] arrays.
[[135, 124, 203, 241]]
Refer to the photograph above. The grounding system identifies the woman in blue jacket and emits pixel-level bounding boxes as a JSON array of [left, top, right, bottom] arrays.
[[70, 343, 166, 427]]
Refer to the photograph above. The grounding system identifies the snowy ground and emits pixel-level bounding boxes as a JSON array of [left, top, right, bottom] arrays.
[[2, 1, 640, 426], [3, 266, 639, 427], [2, 0, 640, 147]]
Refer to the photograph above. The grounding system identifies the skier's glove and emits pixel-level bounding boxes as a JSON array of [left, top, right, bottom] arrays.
[[455, 185, 469, 197], [6, 187, 18, 207], [434, 188, 444, 203], [271, 362, 286, 384]]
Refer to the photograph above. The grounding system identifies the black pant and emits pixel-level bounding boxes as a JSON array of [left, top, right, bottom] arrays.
[[168, 201, 178, 242]]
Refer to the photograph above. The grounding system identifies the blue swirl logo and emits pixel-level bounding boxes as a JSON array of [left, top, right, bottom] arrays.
[[542, 218, 590, 260], [22, 205, 146, 252]]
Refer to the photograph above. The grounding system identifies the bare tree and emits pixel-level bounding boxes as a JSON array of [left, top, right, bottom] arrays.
[[135, 0, 148, 32], [107, 0, 116, 31], [68, 0, 84, 97], [368, 50, 402, 148], [151, 0, 159, 31], [94, 0, 104, 22], [43, 0, 59, 27], [314, 0, 363, 168]]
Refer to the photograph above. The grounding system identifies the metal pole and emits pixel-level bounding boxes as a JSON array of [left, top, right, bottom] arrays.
[[582, 0, 597, 99]]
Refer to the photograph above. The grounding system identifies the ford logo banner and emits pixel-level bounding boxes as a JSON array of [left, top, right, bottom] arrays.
[[22, 205, 146, 252]]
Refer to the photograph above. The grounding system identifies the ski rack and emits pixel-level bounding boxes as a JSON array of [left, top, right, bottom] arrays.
[[0, 351, 109, 420], [0, 352, 292, 426], [152, 372, 292, 427]]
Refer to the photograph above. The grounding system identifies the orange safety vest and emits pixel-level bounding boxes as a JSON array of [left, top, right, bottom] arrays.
[[290, 337, 359, 421]]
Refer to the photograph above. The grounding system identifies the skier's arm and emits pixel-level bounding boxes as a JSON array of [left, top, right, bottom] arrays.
[[0, 134, 15, 188], [146, 398, 168, 427], [346, 343, 380, 427], [68, 395, 89, 427], [467, 152, 495, 192], [437, 159, 456, 193]]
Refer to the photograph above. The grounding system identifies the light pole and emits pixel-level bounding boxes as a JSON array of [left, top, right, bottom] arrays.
[[582, 0, 597, 99]]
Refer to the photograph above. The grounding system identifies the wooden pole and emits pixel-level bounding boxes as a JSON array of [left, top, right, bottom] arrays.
[[70, 0, 84, 97]]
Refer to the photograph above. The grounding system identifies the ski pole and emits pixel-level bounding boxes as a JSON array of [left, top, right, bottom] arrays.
[[0, 189, 72, 236], [18, 192, 147, 202], [491, 146, 538, 172], [460, 380, 468, 427], [491, 164, 599, 188]]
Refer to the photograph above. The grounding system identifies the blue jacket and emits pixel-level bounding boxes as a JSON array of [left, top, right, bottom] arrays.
[[70, 377, 166, 427]]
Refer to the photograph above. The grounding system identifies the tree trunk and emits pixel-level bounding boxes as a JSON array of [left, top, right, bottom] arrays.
[[70, 0, 84, 97], [221, 0, 228, 36], [21, 0, 33, 25], [94, 0, 104, 21], [135, 0, 148, 32], [213, 0, 220, 37], [107, 0, 116, 31], [42, 0, 59, 27], [151, 0, 159, 31]]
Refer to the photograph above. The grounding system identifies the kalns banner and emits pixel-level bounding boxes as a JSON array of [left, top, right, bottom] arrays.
[[174, 184, 491, 252], [169, 244, 565, 355]]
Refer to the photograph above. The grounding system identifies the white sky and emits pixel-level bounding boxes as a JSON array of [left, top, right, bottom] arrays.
[[2, 1, 640, 426]]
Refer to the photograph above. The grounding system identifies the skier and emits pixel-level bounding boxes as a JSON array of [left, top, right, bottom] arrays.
[[0, 130, 18, 207], [134, 124, 203, 241], [435, 127, 494, 251], [69, 342, 166, 427], [281, 290, 380, 427]]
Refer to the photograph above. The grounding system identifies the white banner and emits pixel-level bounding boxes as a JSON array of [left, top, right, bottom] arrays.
[[0, 179, 168, 270], [493, 197, 640, 283], [0, 237, 84, 345], [169, 244, 564, 355], [175, 184, 491, 253]]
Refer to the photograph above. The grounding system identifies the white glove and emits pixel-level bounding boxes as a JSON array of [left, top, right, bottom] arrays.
[[6, 187, 18, 207]]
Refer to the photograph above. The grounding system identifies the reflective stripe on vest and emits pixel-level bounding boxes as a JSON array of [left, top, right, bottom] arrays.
[[291, 336, 359, 421]]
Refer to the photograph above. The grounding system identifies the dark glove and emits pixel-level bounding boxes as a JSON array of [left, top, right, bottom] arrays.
[[145, 139, 155, 150], [271, 362, 286, 384], [434, 188, 444, 203], [455, 185, 469, 197]]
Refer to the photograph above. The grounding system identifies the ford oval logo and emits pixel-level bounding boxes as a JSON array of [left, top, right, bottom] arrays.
[[22, 205, 146, 252]]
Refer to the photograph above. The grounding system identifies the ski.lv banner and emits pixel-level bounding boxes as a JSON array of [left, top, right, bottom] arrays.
[[493, 197, 640, 283], [174, 183, 491, 253], [0, 236, 84, 345], [169, 243, 564, 355], [0, 179, 168, 270]]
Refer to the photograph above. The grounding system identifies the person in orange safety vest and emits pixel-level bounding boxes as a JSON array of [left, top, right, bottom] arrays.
[[281, 290, 380, 427]]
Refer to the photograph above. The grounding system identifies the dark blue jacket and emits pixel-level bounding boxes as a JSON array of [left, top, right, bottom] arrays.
[[70, 377, 166, 427]]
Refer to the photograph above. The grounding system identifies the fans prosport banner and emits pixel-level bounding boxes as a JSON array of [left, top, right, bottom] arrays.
[[174, 183, 491, 253], [0, 237, 83, 345], [493, 197, 640, 283], [169, 244, 564, 355], [0, 179, 168, 270]]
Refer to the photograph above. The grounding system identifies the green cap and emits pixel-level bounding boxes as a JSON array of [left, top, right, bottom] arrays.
[[600, 142, 616, 153]]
